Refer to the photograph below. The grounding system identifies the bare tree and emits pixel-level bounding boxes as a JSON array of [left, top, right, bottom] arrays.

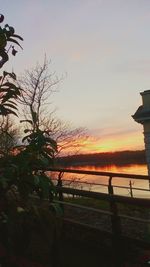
[[43, 117, 88, 156], [0, 116, 20, 156], [18, 58, 60, 129], [18, 58, 88, 157]]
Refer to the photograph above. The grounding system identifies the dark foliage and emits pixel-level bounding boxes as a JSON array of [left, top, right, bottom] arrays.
[[0, 14, 62, 267], [0, 14, 23, 68]]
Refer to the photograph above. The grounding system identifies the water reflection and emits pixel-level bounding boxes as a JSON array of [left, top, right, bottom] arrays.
[[50, 164, 150, 198], [68, 163, 148, 175], [65, 164, 150, 198]]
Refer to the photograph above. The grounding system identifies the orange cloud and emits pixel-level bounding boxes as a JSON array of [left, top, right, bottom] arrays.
[[58, 128, 145, 156], [79, 130, 144, 154]]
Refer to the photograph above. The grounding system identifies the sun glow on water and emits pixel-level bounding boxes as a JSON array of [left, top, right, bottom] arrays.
[[65, 163, 149, 197]]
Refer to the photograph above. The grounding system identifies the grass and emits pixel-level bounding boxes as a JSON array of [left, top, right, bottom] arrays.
[[63, 196, 110, 209], [62, 196, 150, 218]]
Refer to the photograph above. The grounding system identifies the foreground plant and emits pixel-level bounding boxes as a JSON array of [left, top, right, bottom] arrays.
[[0, 13, 23, 68], [0, 13, 23, 194], [0, 14, 62, 267]]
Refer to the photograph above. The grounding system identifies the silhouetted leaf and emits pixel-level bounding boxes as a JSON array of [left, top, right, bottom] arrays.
[[0, 32, 7, 48], [8, 26, 15, 35], [45, 137, 57, 151], [2, 82, 18, 89], [22, 134, 32, 143], [0, 56, 9, 68], [0, 105, 17, 116], [24, 129, 32, 134], [0, 88, 9, 92], [7, 37, 23, 49], [3, 103, 17, 110], [4, 71, 16, 80], [20, 119, 33, 125], [12, 34, 23, 41], [12, 47, 17, 56], [2, 91, 19, 103], [0, 14, 4, 23], [3, 71, 9, 77], [4, 107, 18, 116], [11, 72, 16, 80]]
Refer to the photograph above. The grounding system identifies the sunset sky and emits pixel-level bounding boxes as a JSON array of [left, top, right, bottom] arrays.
[[1, 0, 150, 153]]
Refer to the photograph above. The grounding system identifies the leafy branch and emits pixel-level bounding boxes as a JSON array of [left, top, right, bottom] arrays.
[[0, 14, 23, 68], [0, 71, 21, 116]]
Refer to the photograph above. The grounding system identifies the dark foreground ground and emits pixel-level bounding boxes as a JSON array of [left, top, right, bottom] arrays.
[[59, 238, 112, 267], [59, 235, 149, 267], [0, 218, 149, 267], [58, 219, 150, 267]]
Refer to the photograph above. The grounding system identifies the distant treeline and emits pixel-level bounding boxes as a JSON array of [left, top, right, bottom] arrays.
[[56, 150, 146, 167]]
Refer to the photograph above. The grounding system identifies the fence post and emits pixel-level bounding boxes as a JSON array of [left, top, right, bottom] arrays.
[[108, 175, 114, 195], [129, 180, 133, 198], [108, 175, 123, 266], [57, 172, 64, 210]]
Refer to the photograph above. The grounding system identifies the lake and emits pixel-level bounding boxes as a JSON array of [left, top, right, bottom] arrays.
[[55, 163, 150, 198], [69, 163, 148, 175]]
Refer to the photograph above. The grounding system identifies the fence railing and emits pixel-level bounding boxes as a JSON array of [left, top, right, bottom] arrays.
[[40, 165, 150, 209], [41, 166, 150, 196], [37, 167, 150, 266]]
